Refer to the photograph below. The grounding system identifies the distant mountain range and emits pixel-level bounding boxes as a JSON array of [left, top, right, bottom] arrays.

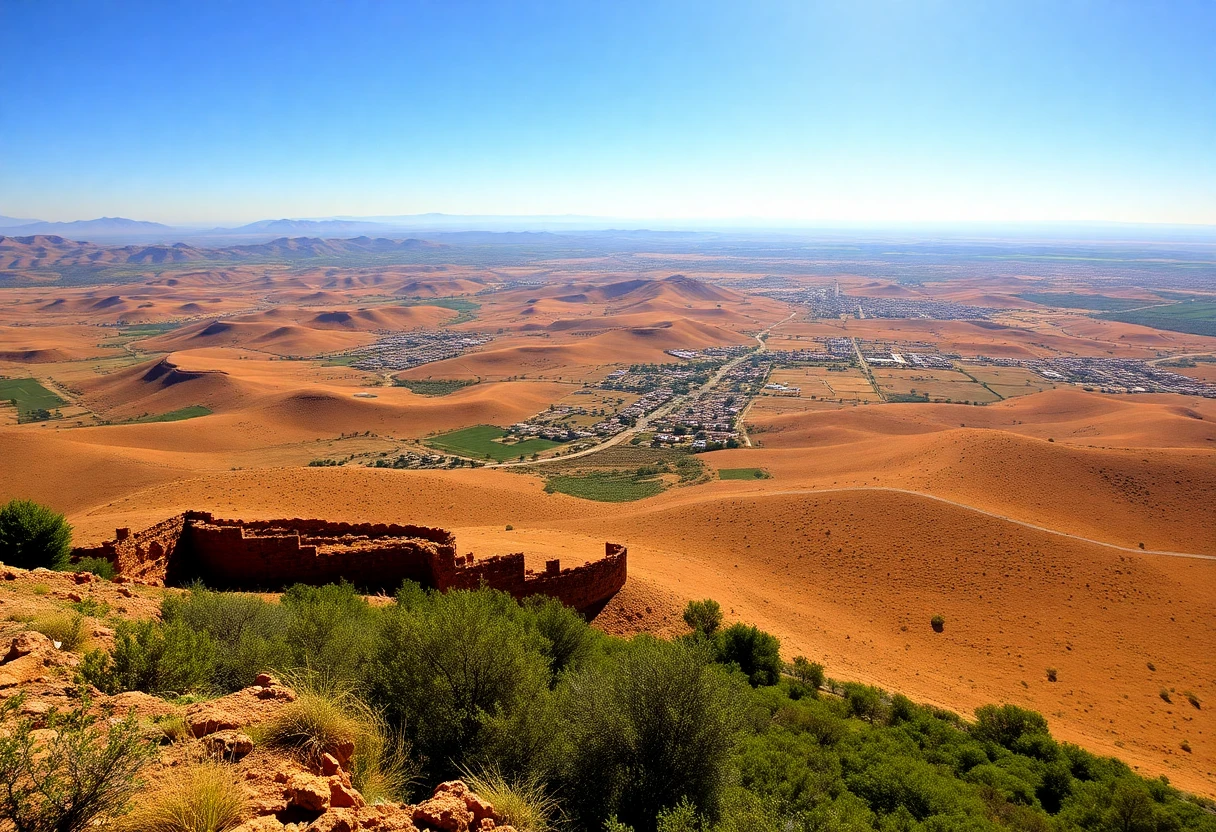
[[0, 217, 176, 236], [2, 214, 1214, 247], [0, 214, 619, 244], [0, 234, 444, 270]]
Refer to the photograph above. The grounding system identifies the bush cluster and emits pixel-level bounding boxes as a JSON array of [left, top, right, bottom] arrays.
[[68, 585, 1216, 832]]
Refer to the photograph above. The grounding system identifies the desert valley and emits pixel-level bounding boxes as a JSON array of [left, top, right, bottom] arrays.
[[1, 228, 1213, 806]]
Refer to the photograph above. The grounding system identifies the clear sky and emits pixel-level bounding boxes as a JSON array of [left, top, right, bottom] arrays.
[[1, 0, 1213, 225]]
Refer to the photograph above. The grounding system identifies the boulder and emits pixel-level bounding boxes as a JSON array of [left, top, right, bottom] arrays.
[[286, 773, 331, 813], [0, 631, 77, 689], [233, 816, 286, 832], [412, 791, 472, 832], [203, 729, 255, 761], [329, 777, 365, 809]]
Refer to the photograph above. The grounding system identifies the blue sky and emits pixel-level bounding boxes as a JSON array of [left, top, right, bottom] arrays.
[[1, 0, 1213, 225]]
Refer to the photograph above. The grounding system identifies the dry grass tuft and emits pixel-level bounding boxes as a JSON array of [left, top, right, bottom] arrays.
[[462, 768, 559, 832], [262, 674, 413, 803], [31, 612, 86, 651], [122, 761, 246, 832]]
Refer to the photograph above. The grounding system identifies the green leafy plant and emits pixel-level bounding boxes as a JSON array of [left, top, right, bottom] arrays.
[[0, 499, 72, 570]]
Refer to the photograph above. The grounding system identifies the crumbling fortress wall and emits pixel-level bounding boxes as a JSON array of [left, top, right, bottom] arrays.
[[72, 512, 626, 615]]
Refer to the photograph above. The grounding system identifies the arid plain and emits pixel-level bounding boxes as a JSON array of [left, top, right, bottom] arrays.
[[1, 233, 1214, 796]]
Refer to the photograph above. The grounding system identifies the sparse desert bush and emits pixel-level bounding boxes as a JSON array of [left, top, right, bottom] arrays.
[[1180, 740, 1192, 753], [1184, 691, 1200, 709], [0, 498, 73, 570], [31, 612, 86, 651], [1160, 689, 1172, 703], [1046, 667, 1058, 682], [463, 768, 558, 832], [0, 691, 156, 832], [68, 555, 116, 580], [71, 597, 110, 617], [931, 614, 946, 632], [122, 761, 247, 832]]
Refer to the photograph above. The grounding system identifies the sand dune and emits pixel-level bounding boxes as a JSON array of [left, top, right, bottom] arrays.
[[142, 318, 372, 356]]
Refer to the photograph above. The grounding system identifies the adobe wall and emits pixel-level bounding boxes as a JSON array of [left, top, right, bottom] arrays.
[[519, 543, 628, 614], [72, 513, 626, 615], [70, 513, 187, 583], [170, 513, 456, 591]]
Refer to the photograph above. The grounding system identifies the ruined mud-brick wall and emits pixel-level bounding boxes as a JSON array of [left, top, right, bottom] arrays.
[[172, 513, 456, 591], [518, 543, 628, 614], [76, 513, 627, 613], [70, 514, 188, 583]]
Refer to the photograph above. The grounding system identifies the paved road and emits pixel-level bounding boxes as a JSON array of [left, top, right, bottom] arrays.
[[492, 312, 795, 469], [723, 485, 1216, 562]]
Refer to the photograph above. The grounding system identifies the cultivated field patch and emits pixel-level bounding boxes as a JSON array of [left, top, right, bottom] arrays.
[[427, 424, 561, 461], [0, 376, 66, 421], [872, 367, 1000, 404], [764, 366, 880, 402]]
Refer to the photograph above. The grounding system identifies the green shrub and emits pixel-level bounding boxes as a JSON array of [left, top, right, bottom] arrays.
[[841, 682, 887, 724], [0, 690, 156, 832], [80, 619, 216, 696], [520, 594, 597, 677], [162, 586, 292, 692], [0, 499, 72, 570], [683, 599, 723, 638], [365, 588, 553, 783], [788, 656, 825, 697], [714, 623, 782, 687], [281, 581, 379, 684], [122, 761, 246, 832], [559, 637, 744, 832], [930, 614, 945, 632], [69, 556, 116, 580], [973, 704, 1050, 750]]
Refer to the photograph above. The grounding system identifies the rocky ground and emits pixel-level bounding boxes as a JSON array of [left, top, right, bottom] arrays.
[[0, 565, 519, 832]]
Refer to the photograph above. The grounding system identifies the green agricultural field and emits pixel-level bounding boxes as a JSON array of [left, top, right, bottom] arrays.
[[400, 297, 480, 324], [125, 405, 213, 424], [1016, 292, 1148, 311], [1098, 301, 1216, 337], [426, 424, 560, 461], [394, 378, 478, 396], [544, 471, 666, 502], [718, 467, 770, 480], [0, 377, 66, 422]]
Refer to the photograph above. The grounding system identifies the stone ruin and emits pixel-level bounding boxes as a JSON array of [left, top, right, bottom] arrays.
[[71, 511, 627, 616]]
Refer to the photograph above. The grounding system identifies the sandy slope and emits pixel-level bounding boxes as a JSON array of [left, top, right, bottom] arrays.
[[40, 464, 1213, 797]]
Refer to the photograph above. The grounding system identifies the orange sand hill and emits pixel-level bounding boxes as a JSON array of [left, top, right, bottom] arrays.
[[0, 324, 127, 364], [140, 319, 373, 356]]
